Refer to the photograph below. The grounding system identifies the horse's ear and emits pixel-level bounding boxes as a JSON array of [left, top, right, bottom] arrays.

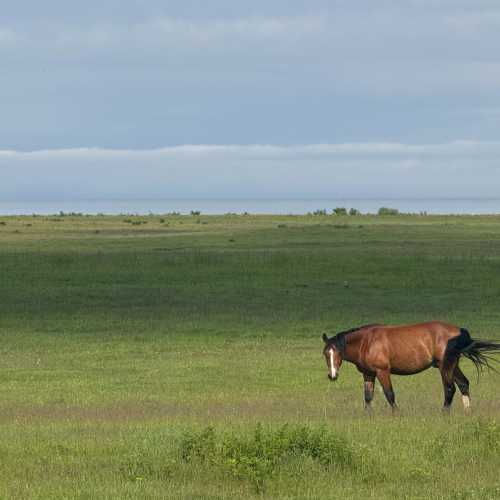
[[322, 333, 329, 343]]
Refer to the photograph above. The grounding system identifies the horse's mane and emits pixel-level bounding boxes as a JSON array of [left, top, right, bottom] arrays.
[[330, 323, 380, 353]]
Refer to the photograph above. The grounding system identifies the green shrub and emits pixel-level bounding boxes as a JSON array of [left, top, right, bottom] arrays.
[[377, 207, 400, 216], [349, 208, 360, 216], [179, 424, 354, 493], [333, 207, 348, 216], [312, 209, 327, 216], [58, 211, 84, 217]]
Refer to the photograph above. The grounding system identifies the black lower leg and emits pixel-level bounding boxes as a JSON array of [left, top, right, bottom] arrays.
[[440, 354, 458, 410], [364, 382, 374, 410], [454, 366, 471, 410], [443, 382, 456, 409], [376, 370, 397, 411], [383, 386, 397, 409], [454, 368, 470, 396]]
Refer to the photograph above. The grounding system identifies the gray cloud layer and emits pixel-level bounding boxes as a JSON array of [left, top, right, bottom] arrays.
[[2, 142, 499, 200], [1, 1, 500, 152], [1, 2, 499, 201]]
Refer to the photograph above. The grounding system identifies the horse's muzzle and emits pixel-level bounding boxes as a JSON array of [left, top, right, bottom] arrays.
[[328, 374, 338, 381]]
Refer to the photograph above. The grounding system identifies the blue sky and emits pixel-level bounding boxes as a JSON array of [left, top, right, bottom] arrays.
[[1, 1, 500, 199]]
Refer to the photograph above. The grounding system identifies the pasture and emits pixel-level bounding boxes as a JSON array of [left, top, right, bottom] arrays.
[[0, 213, 499, 499]]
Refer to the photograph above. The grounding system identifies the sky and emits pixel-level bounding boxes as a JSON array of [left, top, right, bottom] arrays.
[[1, 1, 500, 200]]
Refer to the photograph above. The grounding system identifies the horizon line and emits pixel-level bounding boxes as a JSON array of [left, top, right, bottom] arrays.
[[1, 139, 499, 156]]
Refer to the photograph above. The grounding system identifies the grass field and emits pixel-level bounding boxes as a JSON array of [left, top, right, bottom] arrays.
[[0, 213, 499, 499]]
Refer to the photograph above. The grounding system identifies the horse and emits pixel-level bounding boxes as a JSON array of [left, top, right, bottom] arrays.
[[322, 321, 500, 412]]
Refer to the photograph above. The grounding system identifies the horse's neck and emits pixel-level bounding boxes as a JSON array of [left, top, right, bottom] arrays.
[[343, 331, 363, 364]]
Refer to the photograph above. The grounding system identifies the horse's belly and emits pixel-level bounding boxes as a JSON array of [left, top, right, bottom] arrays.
[[389, 354, 434, 375], [390, 362, 434, 375]]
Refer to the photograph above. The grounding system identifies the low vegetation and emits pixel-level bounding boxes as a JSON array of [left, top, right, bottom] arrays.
[[0, 213, 499, 498], [378, 206, 400, 216]]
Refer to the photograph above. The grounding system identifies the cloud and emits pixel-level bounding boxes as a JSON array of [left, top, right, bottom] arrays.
[[2, 8, 500, 94], [1, 141, 500, 200], [2, 2, 500, 150], [1, 15, 325, 55], [0, 27, 18, 45]]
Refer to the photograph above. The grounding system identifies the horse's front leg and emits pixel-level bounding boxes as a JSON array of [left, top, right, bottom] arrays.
[[376, 369, 398, 412], [363, 373, 376, 412]]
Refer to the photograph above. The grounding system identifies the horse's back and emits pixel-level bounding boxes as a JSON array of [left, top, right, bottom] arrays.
[[362, 321, 460, 374]]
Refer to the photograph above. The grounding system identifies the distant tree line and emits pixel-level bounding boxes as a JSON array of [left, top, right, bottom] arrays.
[[309, 207, 405, 216]]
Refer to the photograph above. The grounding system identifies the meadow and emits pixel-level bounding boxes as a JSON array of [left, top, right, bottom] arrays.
[[0, 212, 499, 499]]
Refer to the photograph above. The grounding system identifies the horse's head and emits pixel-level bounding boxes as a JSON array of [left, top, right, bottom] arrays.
[[322, 333, 343, 381]]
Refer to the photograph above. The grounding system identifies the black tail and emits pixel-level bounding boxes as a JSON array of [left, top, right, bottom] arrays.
[[457, 328, 500, 376]]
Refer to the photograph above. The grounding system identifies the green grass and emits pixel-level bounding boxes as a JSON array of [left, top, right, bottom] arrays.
[[0, 213, 499, 499]]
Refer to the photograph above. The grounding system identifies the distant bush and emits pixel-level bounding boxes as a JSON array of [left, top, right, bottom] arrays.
[[349, 208, 361, 216], [58, 211, 84, 217], [190, 210, 201, 216], [179, 424, 354, 493], [312, 209, 327, 216], [333, 207, 347, 216], [0, 221, 6, 226], [378, 207, 400, 216], [123, 219, 148, 225]]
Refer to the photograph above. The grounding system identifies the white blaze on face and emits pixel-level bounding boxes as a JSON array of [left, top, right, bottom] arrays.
[[462, 395, 471, 409], [329, 349, 337, 378]]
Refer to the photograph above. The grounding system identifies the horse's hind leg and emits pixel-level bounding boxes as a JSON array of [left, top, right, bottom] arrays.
[[454, 365, 471, 411], [363, 373, 376, 412], [376, 369, 397, 412], [439, 356, 458, 411]]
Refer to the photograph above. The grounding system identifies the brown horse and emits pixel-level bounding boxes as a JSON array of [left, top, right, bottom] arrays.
[[322, 321, 500, 411]]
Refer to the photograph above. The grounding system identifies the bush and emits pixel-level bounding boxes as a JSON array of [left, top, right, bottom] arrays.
[[333, 207, 347, 216], [312, 209, 327, 216], [179, 424, 354, 493], [58, 211, 84, 217], [190, 210, 201, 216], [349, 208, 361, 216], [377, 207, 400, 216]]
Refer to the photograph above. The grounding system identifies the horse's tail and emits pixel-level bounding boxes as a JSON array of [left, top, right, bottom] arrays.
[[456, 328, 500, 376]]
